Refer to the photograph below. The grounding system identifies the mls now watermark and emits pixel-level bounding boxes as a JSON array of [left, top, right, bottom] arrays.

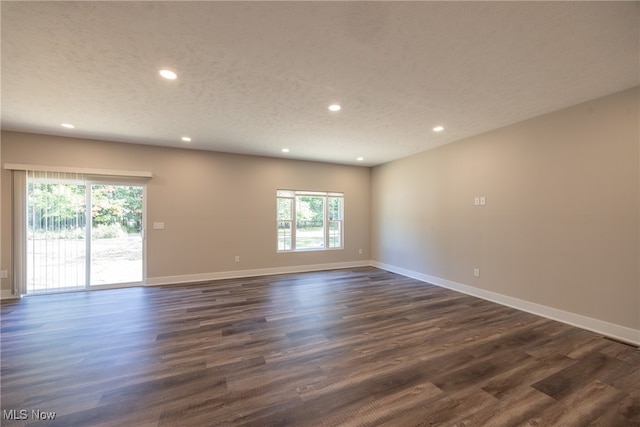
[[3, 409, 57, 421]]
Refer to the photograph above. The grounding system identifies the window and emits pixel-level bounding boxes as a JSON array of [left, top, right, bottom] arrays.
[[277, 190, 343, 252]]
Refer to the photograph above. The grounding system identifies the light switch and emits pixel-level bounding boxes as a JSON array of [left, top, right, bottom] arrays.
[[480, 196, 486, 206], [153, 222, 165, 230]]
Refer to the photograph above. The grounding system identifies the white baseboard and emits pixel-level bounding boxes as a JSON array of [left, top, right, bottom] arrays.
[[0, 289, 19, 300], [372, 261, 640, 347], [146, 260, 372, 287]]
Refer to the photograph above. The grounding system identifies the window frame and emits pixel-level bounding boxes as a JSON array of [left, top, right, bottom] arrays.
[[277, 189, 344, 252]]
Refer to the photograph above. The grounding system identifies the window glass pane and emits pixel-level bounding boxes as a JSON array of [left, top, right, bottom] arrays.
[[328, 197, 342, 220], [329, 220, 342, 248], [90, 184, 143, 285], [277, 221, 292, 251], [277, 198, 292, 220], [296, 196, 324, 249], [27, 181, 87, 293]]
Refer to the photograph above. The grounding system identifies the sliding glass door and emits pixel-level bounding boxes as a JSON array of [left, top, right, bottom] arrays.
[[26, 176, 87, 293], [26, 174, 144, 294], [89, 184, 143, 286]]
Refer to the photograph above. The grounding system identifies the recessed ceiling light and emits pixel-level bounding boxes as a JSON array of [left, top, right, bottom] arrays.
[[61, 123, 74, 129], [159, 69, 177, 80], [433, 125, 445, 132], [328, 104, 341, 112], [181, 136, 191, 142], [282, 148, 290, 153], [357, 157, 364, 162]]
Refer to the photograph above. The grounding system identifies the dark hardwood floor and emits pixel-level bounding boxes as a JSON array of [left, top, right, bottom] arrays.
[[1, 267, 638, 426]]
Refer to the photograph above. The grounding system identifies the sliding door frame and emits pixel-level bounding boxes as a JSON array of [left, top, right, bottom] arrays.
[[7, 164, 152, 296], [84, 178, 147, 290]]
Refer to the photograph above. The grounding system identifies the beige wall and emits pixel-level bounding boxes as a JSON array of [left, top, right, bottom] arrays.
[[1, 88, 638, 336], [0, 132, 371, 290], [371, 87, 639, 331]]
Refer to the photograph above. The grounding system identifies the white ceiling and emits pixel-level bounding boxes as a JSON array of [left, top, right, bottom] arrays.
[[2, 1, 638, 166]]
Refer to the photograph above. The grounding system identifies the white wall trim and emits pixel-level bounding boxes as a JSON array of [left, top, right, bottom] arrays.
[[372, 261, 640, 347], [146, 260, 372, 287], [0, 289, 19, 300]]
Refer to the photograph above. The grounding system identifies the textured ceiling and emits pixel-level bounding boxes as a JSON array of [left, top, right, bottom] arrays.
[[2, 1, 638, 166]]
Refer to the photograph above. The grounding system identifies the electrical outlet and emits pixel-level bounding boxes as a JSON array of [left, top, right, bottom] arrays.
[[474, 197, 480, 206], [358, 249, 363, 255], [473, 268, 480, 277], [235, 256, 240, 263]]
